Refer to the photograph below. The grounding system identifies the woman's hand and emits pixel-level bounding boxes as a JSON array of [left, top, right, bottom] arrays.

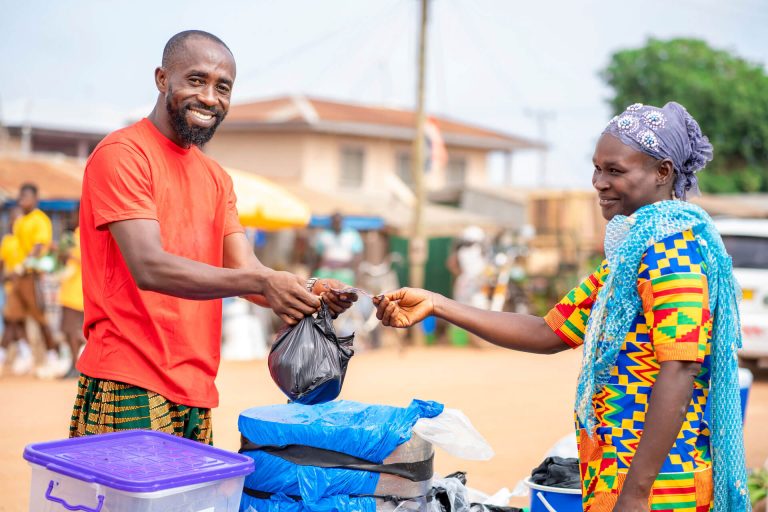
[[373, 287, 435, 328], [613, 494, 649, 512]]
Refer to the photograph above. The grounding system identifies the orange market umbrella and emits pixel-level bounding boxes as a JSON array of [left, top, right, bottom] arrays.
[[226, 168, 311, 230]]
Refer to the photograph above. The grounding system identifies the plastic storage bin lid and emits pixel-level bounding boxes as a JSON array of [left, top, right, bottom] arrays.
[[23, 430, 254, 493]]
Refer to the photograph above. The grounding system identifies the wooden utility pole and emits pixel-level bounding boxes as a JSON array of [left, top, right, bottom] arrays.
[[409, 0, 429, 344]]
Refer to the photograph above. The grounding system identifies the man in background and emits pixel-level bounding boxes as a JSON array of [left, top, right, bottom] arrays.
[[0, 206, 29, 376], [314, 212, 364, 286], [4, 185, 61, 376]]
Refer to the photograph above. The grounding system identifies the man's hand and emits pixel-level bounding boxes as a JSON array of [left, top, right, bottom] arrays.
[[260, 270, 321, 325], [373, 287, 434, 328], [312, 278, 358, 317]]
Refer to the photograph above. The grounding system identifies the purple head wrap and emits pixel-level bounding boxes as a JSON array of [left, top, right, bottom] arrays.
[[603, 102, 713, 200]]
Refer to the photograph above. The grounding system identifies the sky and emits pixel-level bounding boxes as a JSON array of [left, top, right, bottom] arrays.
[[1, 0, 767, 188]]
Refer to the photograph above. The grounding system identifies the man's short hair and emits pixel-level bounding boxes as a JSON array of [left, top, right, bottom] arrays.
[[162, 30, 232, 68], [19, 183, 38, 197]]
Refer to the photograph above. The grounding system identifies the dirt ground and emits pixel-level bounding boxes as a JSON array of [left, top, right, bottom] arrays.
[[2, 345, 767, 511]]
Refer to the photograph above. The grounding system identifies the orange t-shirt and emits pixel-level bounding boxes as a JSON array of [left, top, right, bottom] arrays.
[[77, 118, 244, 408]]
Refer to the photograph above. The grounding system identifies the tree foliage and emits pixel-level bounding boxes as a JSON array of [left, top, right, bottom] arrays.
[[602, 38, 768, 193]]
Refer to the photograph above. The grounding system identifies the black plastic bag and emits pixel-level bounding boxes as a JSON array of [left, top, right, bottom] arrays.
[[268, 302, 354, 405], [530, 456, 580, 489]]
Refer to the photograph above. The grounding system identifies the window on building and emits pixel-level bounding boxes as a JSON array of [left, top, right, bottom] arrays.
[[445, 156, 467, 186], [339, 147, 365, 188], [396, 151, 413, 187]]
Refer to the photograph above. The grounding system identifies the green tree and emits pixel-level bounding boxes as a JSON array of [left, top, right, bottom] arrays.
[[601, 38, 768, 193]]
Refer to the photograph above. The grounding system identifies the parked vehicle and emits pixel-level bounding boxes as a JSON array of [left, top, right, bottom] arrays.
[[715, 218, 768, 368]]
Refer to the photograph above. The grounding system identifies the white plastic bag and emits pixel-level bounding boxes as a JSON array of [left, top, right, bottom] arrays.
[[464, 483, 515, 507], [413, 408, 494, 461], [544, 433, 578, 459]]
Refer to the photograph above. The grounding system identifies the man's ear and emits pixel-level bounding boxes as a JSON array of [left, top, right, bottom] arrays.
[[657, 158, 675, 186], [154, 67, 168, 93]]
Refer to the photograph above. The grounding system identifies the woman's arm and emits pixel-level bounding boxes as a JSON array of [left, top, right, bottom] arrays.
[[375, 288, 570, 354], [615, 360, 701, 510]]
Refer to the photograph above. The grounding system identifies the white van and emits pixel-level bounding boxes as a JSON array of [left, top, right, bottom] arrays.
[[715, 218, 768, 368]]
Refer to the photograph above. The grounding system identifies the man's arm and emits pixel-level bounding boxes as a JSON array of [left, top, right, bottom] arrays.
[[109, 219, 319, 325], [376, 288, 569, 354], [614, 361, 700, 511]]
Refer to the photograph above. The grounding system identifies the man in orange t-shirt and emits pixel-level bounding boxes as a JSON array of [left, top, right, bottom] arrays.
[[71, 30, 354, 444]]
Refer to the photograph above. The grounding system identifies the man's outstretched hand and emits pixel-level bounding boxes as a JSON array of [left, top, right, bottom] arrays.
[[312, 279, 358, 317], [260, 271, 321, 325], [373, 287, 435, 328]]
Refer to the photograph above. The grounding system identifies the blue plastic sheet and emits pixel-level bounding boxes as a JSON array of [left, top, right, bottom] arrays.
[[239, 399, 443, 512], [243, 451, 378, 498], [242, 494, 377, 512], [238, 399, 443, 463]]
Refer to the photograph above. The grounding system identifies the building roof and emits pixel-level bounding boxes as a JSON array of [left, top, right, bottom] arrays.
[[0, 155, 83, 201], [5, 125, 107, 142], [223, 95, 543, 152]]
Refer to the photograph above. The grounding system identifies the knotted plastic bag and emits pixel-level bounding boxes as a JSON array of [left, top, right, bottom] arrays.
[[268, 302, 354, 404]]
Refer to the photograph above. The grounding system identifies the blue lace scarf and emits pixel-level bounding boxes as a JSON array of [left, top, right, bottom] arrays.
[[575, 200, 750, 511]]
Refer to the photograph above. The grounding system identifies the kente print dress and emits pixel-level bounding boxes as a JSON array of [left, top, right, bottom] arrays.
[[544, 229, 713, 512]]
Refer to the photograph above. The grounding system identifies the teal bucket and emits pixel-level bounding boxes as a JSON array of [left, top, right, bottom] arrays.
[[524, 478, 582, 512]]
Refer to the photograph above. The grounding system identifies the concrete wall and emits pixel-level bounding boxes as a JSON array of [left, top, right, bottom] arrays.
[[206, 130, 492, 195], [2, 134, 23, 154], [461, 149, 489, 189], [204, 132, 304, 179]]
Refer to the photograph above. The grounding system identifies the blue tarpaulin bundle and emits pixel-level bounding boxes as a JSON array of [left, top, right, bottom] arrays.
[[238, 399, 444, 512]]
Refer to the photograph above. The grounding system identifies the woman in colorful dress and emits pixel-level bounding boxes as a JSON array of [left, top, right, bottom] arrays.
[[374, 102, 749, 512]]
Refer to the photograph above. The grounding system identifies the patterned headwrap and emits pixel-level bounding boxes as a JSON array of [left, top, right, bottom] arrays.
[[603, 102, 713, 200]]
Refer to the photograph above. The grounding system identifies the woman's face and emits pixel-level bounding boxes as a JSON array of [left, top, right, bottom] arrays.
[[592, 134, 672, 220]]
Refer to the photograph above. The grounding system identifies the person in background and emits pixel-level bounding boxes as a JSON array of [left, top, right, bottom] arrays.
[[375, 102, 750, 511], [313, 212, 364, 286], [445, 225, 488, 309], [5, 184, 62, 376], [0, 206, 30, 376], [56, 225, 85, 379]]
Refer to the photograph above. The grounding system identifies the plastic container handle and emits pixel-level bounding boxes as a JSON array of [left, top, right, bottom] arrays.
[[536, 491, 558, 512], [45, 481, 105, 512]]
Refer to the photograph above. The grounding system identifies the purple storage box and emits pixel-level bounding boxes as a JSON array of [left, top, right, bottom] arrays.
[[24, 430, 254, 511]]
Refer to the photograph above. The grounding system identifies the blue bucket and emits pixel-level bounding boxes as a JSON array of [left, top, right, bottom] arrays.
[[525, 478, 582, 512]]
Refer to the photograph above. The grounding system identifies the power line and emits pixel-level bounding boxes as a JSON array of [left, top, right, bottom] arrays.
[[343, 1, 412, 100], [454, 0, 578, 86], [237, 0, 405, 84], [306, 1, 408, 96], [444, 0, 530, 106]]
